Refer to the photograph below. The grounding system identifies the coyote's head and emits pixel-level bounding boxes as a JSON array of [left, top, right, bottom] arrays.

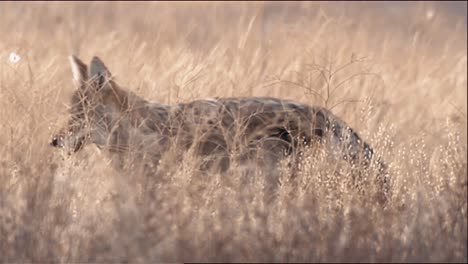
[[51, 55, 124, 154]]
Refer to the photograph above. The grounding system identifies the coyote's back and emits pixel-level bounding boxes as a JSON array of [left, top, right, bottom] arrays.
[[51, 55, 390, 204]]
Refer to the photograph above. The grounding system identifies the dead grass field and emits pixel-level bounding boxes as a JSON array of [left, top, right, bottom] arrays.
[[0, 1, 466, 262]]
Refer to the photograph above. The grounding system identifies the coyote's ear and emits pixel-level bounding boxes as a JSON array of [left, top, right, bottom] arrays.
[[89, 56, 112, 90], [69, 55, 88, 89]]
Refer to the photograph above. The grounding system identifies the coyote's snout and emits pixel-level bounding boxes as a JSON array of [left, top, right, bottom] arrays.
[[51, 55, 390, 203]]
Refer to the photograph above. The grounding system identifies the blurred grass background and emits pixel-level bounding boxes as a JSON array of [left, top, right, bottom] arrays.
[[0, 1, 466, 262]]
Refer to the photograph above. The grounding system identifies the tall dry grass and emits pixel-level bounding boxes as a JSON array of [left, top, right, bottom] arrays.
[[0, 1, 466, 262]]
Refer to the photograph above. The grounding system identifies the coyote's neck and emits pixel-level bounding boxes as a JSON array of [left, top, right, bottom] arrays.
[[98, 86, 172, 158]]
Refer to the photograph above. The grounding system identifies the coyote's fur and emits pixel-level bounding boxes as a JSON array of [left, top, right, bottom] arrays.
[[51, 55, 390, 203]]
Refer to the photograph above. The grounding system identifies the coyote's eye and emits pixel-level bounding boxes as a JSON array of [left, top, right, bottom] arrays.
[[73, 136, 86, 152]]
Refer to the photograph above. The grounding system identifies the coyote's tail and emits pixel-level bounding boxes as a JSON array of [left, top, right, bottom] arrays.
[[317, 109, 391, 204]]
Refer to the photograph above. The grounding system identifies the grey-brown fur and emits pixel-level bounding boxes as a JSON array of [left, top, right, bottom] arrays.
[[51, 55, 390, 204]]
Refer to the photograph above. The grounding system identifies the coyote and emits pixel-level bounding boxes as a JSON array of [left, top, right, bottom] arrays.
[[51, 55, 390, 203]]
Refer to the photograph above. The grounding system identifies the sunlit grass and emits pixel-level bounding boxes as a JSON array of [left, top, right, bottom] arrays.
[[0, 1, 466, 262]]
